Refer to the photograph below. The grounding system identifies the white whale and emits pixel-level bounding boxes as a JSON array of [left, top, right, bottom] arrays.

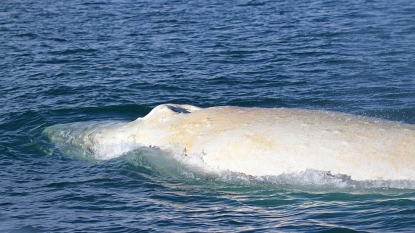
[[45, 104, 415, 181]]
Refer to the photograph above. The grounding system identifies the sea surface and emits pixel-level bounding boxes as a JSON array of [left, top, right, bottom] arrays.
[[1, 0, 415, 232]]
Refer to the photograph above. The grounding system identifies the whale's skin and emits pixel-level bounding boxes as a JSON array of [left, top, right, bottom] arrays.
[[48, 104, 415, 181]]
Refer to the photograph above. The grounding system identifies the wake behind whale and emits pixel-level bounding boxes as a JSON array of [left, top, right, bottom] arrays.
[[44, 104, 415, 183]]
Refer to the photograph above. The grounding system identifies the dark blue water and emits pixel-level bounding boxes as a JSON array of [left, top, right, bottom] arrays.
[[1, 0, 415, 232]]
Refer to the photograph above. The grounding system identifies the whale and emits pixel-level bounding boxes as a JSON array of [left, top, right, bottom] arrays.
[[44, 104, 415, 181]]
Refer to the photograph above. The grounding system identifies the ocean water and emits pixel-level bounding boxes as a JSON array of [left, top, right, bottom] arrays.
[[1, 0, 415, 232]]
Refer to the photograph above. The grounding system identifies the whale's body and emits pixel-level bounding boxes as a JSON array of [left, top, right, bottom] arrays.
[[45, 104, 415, 181]]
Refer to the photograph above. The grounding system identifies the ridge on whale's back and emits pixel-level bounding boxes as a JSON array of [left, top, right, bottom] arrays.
[[44, 104, 415, 181]]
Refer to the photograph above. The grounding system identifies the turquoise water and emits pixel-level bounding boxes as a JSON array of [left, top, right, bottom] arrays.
[[1, 0, 415, 232]]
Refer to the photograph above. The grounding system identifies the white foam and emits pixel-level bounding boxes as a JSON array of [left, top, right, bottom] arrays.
[[92, 142, 144, 160]]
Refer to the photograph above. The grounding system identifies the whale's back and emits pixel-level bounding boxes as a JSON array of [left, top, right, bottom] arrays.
[[143, 105, 415, 180]]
